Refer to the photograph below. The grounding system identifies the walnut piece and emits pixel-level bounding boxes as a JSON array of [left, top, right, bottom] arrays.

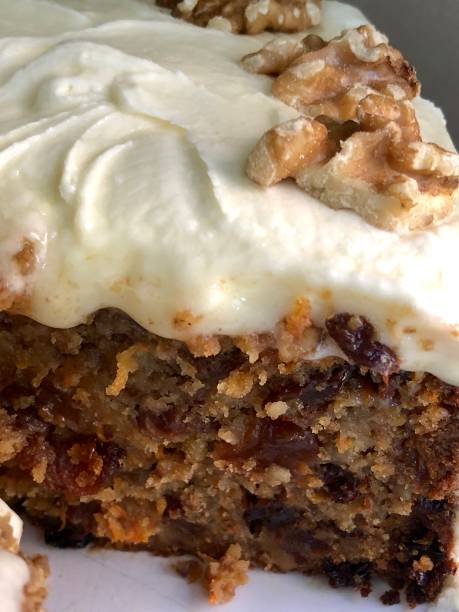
[[242, 25, 419, 121], [246, 116, 329, 185], [248, 95, 459, 231], [242, 33, 325, 74], [157, 0, 321, 34], [244, 24, 459, 232]]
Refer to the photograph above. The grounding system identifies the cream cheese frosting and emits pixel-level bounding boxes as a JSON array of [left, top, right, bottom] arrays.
[[0, 499, 30, 612], [0, 0, 458, 385]]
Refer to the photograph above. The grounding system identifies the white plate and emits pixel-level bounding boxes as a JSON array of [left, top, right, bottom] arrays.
[[22, 521, 428, 612]]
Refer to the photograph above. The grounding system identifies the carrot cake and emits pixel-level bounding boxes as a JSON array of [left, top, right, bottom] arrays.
[[0, 0, 458, 608]]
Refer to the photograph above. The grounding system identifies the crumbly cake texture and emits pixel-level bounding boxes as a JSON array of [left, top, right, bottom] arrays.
[[1, 0, 459, 609], [0, 308, 458, 607], [244, 25, 459, 232]]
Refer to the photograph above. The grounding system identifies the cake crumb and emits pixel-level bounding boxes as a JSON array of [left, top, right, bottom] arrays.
[[205, 544, 249, 605], [413, 555, 434, 572], [257, 369, 268, 385], [264, 400, 288, 419], [105, 343, 148, 396], [217, 427, 239, 445], [264, 464, 291, 485], [186, 335, 221, 357], [0, 410, 26, 463], [371, 461, 395, 480], [31, 456, 48, 484]]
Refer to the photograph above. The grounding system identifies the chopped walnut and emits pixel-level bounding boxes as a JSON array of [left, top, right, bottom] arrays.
[[275, 296, 316, 362], [247, 93, 459, 232], [242, 25, 419, 121], [157, 0, 321, 34], [217, 369, 254, 398], [247, 115, 361, 186], [264, 400, 289, 419], [356, 93, 420, 141]]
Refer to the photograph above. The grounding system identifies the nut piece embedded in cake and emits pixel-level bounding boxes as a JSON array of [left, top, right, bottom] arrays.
[[242, 25, 419, 121], [157, 0, 321, 34], [242, 33, 326, 75]]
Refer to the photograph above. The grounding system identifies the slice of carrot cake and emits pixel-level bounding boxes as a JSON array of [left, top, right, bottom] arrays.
[[0, 0, 458, 608]]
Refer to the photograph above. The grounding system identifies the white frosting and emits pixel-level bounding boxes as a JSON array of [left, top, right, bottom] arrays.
[[0, 552, 30, 612], [0, 0, 458, 385], [0, 499, 29, 612]]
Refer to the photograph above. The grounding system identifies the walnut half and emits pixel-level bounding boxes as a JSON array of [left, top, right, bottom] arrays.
[[247, 94, 459, 232], [157, 0, 321, 34]]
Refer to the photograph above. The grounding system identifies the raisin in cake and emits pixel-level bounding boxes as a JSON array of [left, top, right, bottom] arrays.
[[0, 0, 458, 608]]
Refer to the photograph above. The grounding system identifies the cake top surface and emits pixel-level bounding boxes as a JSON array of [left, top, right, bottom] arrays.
[[0, 0, 459, 383]]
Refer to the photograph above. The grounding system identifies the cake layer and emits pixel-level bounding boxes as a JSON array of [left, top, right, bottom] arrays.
[[0, 309, 457, 606], [0, 0, 458, 383]]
